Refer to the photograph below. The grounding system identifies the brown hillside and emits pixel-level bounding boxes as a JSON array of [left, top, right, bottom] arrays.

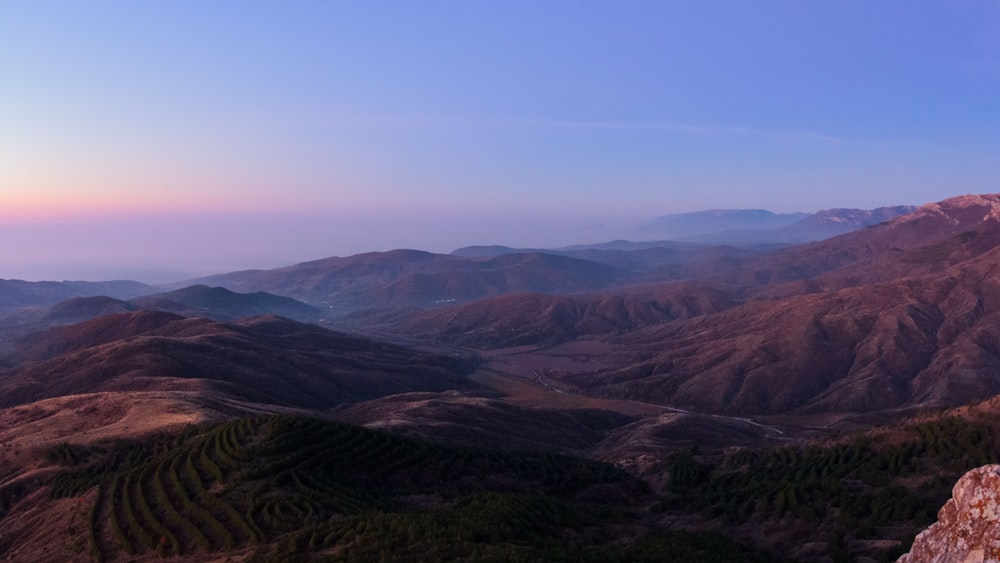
[[186, 249, 622, 311], [558, 242, 1000, 415], [0, 312, 479, 410], [360, 284, 735, 349], [735, 194, 1000, 297]]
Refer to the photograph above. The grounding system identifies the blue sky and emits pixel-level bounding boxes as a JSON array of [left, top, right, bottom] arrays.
[[2, 1, 999, 280]]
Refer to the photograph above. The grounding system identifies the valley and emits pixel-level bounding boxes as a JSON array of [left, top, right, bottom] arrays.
[[10, 2, 998, 558], [4, 195, 1000, 561]]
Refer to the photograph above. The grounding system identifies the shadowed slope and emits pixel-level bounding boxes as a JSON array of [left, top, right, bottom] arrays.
[[130, 284, 320, 322], [0, 287, 320, 358], [42, 296, 138, 323], [0, 311, 479, 410], [5, 415, 744, 563], [332, 392, 633, 454]]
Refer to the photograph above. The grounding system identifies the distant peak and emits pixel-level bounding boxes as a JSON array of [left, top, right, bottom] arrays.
[[921, 193, 1000, 212], [939, 193, 1000, 207], [374, 248, 439, 259], [800, 206, 917, 226], [695, 209, 779, 217], [640, 208, 808, 236], [901, 193, 1000, 225]]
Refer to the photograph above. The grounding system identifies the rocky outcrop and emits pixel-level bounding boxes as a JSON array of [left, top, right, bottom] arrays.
[[899, 464, 1000, 563]]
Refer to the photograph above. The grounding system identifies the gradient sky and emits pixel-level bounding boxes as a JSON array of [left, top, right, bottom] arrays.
[[3, 1, 1000, 281]]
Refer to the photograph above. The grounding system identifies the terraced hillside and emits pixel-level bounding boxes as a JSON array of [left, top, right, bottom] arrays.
[[34, 415, 767, 562], [10, 404, 1000, 561]]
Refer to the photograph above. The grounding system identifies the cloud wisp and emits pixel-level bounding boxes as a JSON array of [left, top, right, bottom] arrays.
[[305, 112, 955, 153]]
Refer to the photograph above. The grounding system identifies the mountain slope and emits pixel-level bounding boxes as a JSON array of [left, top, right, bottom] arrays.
[[130, 284, 320, 321], [359, 195, 1000, 418], [4, 415, 763, 563], [42, 296, 138, 323], [332, 392, 633, 454], [0, 287, 320, 359], [557, 241, 1000, 415], [356, 284, 735, 349], [182, 249, 623, 311], [0, 311, 479, 410], [732, 195, 1000, 296]]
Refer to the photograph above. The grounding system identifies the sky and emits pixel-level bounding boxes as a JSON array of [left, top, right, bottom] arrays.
[[2, 1, 1000, 282]]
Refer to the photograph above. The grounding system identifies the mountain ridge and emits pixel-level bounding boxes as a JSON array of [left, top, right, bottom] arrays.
[[637, 205, 917, 246], [0, 311, 480, 411], [349, 194, 1000, 419]]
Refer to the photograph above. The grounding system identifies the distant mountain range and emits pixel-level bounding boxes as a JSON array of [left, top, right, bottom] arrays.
[[639, 208, 810, 237], [1, 196, 998, 432], [169, 205, 914, 312], [0, 279, 153, 310], [637, 205, 916, 245], [0, 204, 913, 318], [352, 195, 1000, 416]]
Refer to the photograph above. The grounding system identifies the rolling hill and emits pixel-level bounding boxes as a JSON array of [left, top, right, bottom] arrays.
[[0, 286, 321, 358], [182, 250, 624, 312], [129, 284, 320, 322], [0, 279, 153, 311], [352, 284, 735, 349], [0, 311, 480, 410]]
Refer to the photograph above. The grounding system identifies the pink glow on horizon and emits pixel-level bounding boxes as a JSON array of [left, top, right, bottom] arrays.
[[0, 183, 629, 224], [0, 208, 648, 282], [0, 192, 372, 224]]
